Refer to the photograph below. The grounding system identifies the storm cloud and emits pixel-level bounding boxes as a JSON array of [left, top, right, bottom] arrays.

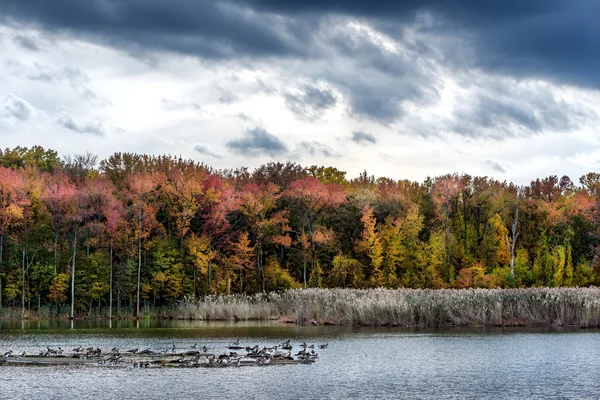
[[0, 0, 310, 60], [2, 0, 598, 90]]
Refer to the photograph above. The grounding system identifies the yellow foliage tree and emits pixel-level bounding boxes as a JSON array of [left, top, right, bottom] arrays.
[[185, 233, 216, 295], [356, 206, 384, 287], [48, 273, 69, 304], [264, 256, 301, 291], [489, 213, 510, 268]]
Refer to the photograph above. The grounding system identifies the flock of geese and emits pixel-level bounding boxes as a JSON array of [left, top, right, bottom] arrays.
[[1, 339, 327, 368]]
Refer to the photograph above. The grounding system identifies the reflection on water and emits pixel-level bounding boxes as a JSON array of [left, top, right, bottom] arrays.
[[1, 321, 599, 399]]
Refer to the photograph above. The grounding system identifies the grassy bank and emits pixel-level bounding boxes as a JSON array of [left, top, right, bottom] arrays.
[[159, 287, 600, 327], [4, 288, 600, 327]]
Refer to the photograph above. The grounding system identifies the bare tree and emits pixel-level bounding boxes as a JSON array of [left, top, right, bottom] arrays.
[[62, 152, 99, 184], [506, 186, 523, 279]]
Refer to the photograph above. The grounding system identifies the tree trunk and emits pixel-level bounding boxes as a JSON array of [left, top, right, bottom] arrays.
[[257, 239, 265, 293], [137, 234, 141, 319], [109, 238, 113, 320], [208, 262, 212, 294], [445, 207, 451, 265], [302, 224, 307, 288], [70, 225, 77, 319], [462, 193, 468, 255], [53, 228, 58, 275], [506, 189, 522, 279], [21, 247, 26, 318]]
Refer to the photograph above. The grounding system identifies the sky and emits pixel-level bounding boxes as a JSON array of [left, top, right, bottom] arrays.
[[1, 0, 600, 185]]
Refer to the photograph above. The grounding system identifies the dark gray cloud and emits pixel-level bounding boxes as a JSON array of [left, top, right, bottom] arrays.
[[320, 24, 438, 122], [0, 93, 35, 120], [296, 141, 341, 158], [0, 0, 310, 60], [13, 35, 40, 51], [450, 78, 595, 139], [194, 143, 225, 159], [1, 0, 598, 91], [226, 126, 288, 157], [484, 160, 507, 174], [351, 130, 376, 145], [2, 0, 599, 136], [57, 113, 104, 135], [241, 0, 600, 89], [284, 84, 336, 120]]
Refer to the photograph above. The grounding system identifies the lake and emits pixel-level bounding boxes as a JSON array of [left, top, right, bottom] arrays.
[[0, 320, 598, 399]]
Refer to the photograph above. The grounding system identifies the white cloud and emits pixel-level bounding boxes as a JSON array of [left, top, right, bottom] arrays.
[[194, 143, 225, 159]]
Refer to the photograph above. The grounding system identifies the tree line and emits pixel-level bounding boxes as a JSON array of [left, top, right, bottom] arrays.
[[1, 145, 599, 318]]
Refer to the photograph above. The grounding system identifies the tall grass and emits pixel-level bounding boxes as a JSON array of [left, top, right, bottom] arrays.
[[4, 288, 600, 327], [169, 287, 600, 327]]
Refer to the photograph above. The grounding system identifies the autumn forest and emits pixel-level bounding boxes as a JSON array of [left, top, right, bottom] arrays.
[[0, 145, 599, 319]]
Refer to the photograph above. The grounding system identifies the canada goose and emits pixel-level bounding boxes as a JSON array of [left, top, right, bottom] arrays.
[[191, 343, 198, 349], [257, 356, 271, 365], [202, 346, 208, 353], [281, 340, 292, 350], [319, 343, 328, 349], [126, 348, 138, 354], [3, 350, 12, 358]]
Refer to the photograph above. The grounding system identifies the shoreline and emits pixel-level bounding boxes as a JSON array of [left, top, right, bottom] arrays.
[[3, 287, 600, 328]]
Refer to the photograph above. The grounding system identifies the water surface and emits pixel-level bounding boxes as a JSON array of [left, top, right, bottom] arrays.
[[0, 321, 597, 399]]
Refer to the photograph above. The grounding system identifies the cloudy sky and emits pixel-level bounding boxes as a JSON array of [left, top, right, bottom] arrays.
[[1, 0, 599, 184]]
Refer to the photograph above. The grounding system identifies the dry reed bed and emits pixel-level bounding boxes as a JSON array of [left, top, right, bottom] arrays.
[[173, 287, 600, 327]]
